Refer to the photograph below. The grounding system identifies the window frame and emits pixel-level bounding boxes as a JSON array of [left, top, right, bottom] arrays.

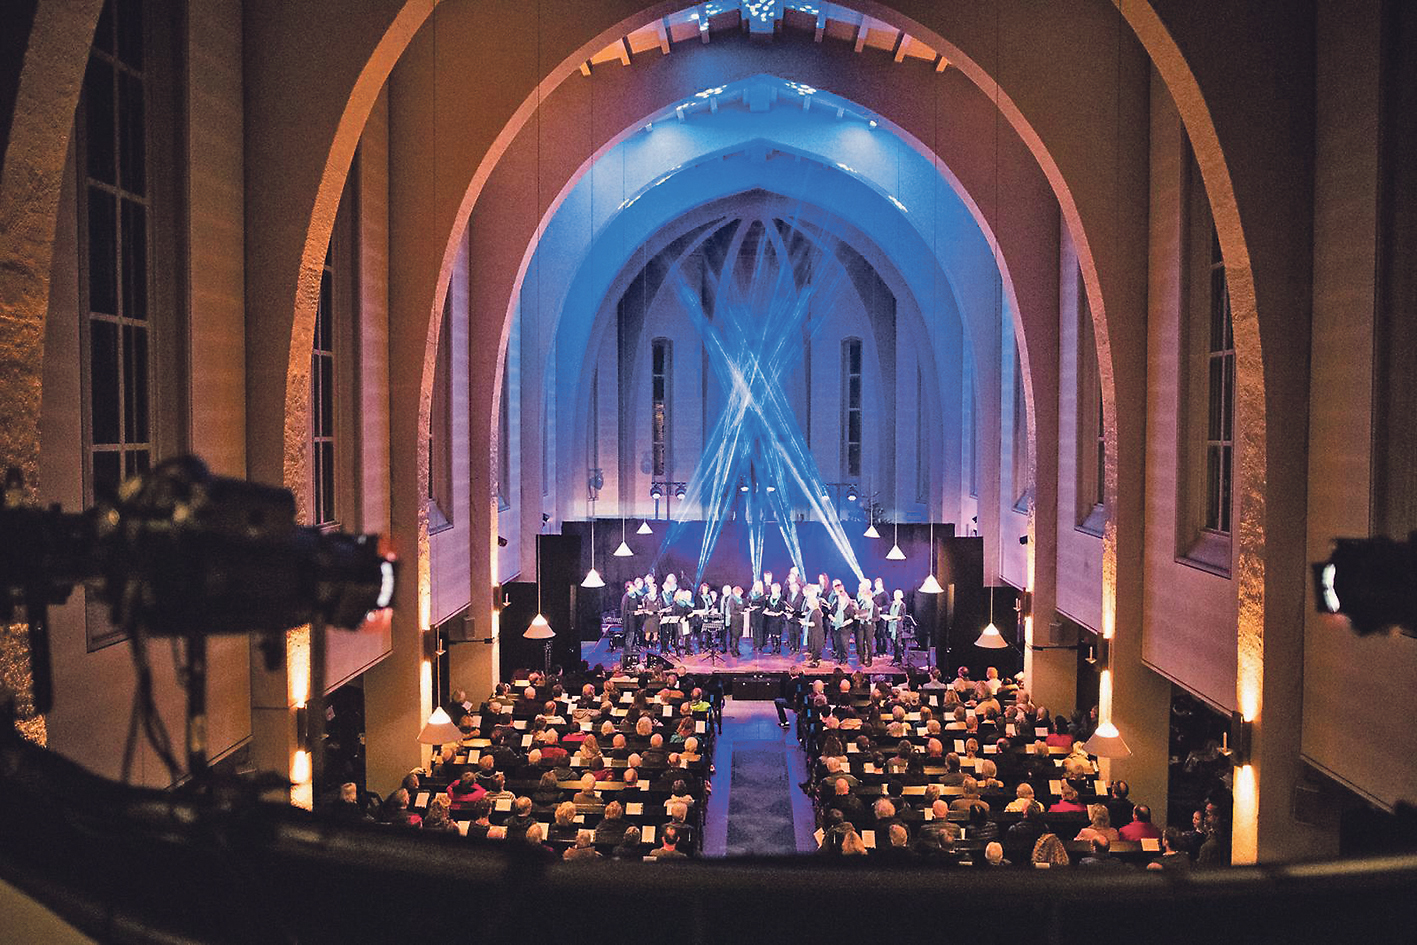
[[1175, 144, 1234, 575], [841, 337, 863, 479]]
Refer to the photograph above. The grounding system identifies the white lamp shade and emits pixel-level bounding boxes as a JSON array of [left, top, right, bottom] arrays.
[[975, 622, 1008, 648], [919, 573, 945, 594], [581, 567, 605, 589], [524, 613, 554, 639], [612, 540, 634, 557], [863, 524, 881, 539], [1083, 720, 1132, 758], [636, 520, 653, 535], [886, 543, 906, 561], [417, 707, 464, 745]]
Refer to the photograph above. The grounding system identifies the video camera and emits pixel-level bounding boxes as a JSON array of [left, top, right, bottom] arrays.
[[1, 455, 396, 715]]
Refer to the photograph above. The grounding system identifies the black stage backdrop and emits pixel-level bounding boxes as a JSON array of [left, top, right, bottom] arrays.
[[499, 534, 582, 679]]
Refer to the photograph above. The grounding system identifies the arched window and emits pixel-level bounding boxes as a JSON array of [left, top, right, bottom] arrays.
[[841, 338, 862, 478]]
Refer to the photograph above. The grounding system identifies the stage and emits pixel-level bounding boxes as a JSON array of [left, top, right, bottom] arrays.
[[579, 633, 919, 684]]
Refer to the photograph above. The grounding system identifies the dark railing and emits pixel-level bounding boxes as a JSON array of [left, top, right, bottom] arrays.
[[2, 717, 1416, 945]]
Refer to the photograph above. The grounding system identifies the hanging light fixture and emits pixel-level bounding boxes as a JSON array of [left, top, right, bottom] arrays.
[[613, 517, 633, 557], [886, 518, 906, 560], [920, 518, 943, 593], [526, 517, 553, 639], [863, 476, 880, 538], [581, 494, 605, 588], [975, 585, 1006, 648], [1084, 720, 1132, 758], [636, 519, 653, 535], [417, 707, 463, 745]]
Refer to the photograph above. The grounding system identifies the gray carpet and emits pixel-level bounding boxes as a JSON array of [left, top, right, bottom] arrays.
[[725, 740, 796, 856]]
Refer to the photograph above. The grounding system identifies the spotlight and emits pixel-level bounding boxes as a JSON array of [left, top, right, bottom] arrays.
[[650, 484, 663, 500], [765, 485, 776, 493], [497, 536, 508, 547], [1019, 535, 1029, 545], [740, 483, 750, 493], [1313, 533, 1417, 637], [541, 512, 550, 524], [845, 485, 859, 503], [589, 470, 604, 492], [675, 484, 687, 501]]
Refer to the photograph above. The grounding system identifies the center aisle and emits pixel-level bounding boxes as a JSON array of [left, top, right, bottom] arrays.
[[701, 698, 819, 857]]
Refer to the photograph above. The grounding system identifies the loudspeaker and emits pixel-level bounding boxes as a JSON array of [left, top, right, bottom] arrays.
[[443, 612, 477, 643]]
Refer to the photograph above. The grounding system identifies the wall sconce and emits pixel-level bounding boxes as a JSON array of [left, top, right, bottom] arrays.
[[1229, 711, 1254, 767]]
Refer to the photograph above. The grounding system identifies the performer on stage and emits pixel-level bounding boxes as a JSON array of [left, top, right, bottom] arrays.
[[804, 588, 825, 666], [855, 579, 878, 668], [785, 578, 805, 654], [640, 577, 660, 649], [619, 581, 638, 665], [667, 588, 694, 656], [692, 583, 716, 653], [764, 582, 787, 655], [829, 580, 856, 664], [724, 585, 745, 655], [747, 580, 766, 654], [873, 577, 890, 653], [885, 589, 908, 665]]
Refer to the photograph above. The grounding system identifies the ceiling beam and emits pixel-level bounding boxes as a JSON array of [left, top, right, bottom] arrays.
[[814, 9, 826, 42], [657, 17, 671, 55], [854, 20, 868, 53], [619, 36, 632, 66], [935, 53, 949, 73], [893, 31, 909, 63], [579, 61, 591, 77]]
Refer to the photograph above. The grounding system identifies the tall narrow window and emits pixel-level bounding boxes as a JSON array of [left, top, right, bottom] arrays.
[[1177, 145, 1233, 571], [81, 0, 151, 506], [1012, 347, 1030, 509], [968, 371, 978, 498], [841, 338, 862, 478], [1095, 382, 1106, 507], [651, 338, 671, 477], [915, 365, 927, 503], [311, 242, 337, 526], [497, 367, 511, 511], [1204, 224, 1235, 534], [429, 295, 453, 527], [1077, 268, 1105, 531]]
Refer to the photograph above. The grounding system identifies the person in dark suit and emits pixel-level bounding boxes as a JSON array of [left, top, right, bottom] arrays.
[[1079, 835, 1128, 869], [804, 591, 826, 666], [763, 583, 788, 654], [594, 801, 629, 846], [872, 578, 890, 653], [746, 580, 766, 654], [876, 823, 917, 863], [1006, 803, 1046, 850], [828, 777, 869, 830], [828, 584, 857, 664], [1149, 827, 1192, 871], [854, 580, 877, 667]]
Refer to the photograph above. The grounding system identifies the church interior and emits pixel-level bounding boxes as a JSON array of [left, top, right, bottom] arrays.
[[2, 0, 1416, 939]]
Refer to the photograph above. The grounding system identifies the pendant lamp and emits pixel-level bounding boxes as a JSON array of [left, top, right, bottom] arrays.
[[637, 520, 653, 536], [1083, 720, 1132, 758], [919, 518, 944, 593], [417, 707, 463, 746], [864, 477, 880, 538], [975, 586, 1006, 648], [886, 518, 906, 560], [581, 498, 605, 588], [613, 517, 633, 557]]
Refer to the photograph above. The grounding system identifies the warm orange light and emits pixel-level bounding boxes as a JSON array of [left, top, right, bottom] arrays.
[[287, 625, 310, 708], [1232, 763, 1257, 864], [290, 749, 313, 810]]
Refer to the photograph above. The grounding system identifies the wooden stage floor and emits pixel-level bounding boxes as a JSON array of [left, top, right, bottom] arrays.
[[579, 634, 918, 681]]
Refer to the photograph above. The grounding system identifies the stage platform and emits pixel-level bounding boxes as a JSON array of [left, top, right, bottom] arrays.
[[579, 634, 920, 684]]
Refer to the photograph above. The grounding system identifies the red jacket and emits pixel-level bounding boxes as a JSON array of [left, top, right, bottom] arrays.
[[1119, 820, 1161, 842], [447, 780, 487, 808]]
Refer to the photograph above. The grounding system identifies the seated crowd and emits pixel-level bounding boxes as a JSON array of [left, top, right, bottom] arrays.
[[796, 664, 1232, 869], [322, 665, 717, 862]]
